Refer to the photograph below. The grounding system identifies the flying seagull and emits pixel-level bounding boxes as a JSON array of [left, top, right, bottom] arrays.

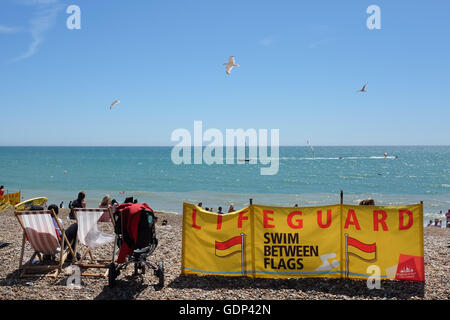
[[224, 56, 239, 75], [357, 83, 368, 93], [109, 100, 120, 110]]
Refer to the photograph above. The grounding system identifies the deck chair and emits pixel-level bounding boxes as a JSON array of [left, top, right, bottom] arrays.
[[74, 208, 115, 277], [14, 209, 75, 278]]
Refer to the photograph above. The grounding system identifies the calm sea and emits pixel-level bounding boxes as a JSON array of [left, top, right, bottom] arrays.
[[0, 146, 449, 224]]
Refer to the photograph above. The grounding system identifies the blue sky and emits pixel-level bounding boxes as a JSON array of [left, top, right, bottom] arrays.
[[0, 0, 449, 146]]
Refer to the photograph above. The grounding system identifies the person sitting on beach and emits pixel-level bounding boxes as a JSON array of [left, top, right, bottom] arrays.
[[446, 210, 450, 228], [34, 204, 78, 262], [98, 195, 112, 222], [228, 204, 235, 213], [359, 198, 375, 206], [217, 207, 224, 214], [433, 219, 440, 227], [99, 195, 111, 208], [205, 207, 209, 211], [37, 204, 62, 262], [427, 220, 433, 227], [48, 204, 77, 250], [198, 202, 203, 208], [69, 191, 86, 219], [48, 204, 63, 238]]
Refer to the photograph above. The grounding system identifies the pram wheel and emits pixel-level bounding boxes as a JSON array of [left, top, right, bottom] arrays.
[[108, 262, 119, 288], [154, 260, 164, 289], [134, 262, 145, 275]]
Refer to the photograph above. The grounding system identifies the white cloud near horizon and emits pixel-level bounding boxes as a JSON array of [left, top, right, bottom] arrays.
[[10, 0, 62, 62]]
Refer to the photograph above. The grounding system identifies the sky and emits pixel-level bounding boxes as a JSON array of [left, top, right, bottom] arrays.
[[0, 0, 449, 146]]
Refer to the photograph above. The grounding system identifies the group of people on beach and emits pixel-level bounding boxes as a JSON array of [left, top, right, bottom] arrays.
[[197, 202, 235, 214], [427, 219, 444, 228], [426, 210, 450, 228]]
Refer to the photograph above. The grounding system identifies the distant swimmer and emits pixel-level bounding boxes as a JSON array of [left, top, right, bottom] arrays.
[[357, 83, 368, 93], [384, 153, 388, 158]]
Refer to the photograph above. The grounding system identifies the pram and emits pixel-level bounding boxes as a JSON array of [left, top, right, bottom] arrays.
[[108, 201, 164, 289]]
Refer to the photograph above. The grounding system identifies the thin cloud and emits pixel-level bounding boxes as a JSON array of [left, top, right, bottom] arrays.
[[306, 24, 337, 49], [10, 0, 62, 62], [259, 36, 276, 47], [308, 37, 336, 49], [15, 0, 59, 4], [0, 25, 21, 33]]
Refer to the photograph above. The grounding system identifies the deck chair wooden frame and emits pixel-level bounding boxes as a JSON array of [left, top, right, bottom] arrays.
[[14, 209, 75, 278], [73, 208, 115, 277]]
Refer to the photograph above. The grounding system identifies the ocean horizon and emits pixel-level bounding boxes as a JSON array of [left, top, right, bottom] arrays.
[[1, 146, 449, 224]]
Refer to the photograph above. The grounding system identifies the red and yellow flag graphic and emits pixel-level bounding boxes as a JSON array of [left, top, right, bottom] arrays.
[[215, 235, 243, 257], [345, 234, 377, 279], [347, 236, 377, 262]]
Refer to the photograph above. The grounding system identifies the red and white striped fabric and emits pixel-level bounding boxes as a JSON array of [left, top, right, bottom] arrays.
[[20, 211, 60, 255], [75, 209, 114, 249]]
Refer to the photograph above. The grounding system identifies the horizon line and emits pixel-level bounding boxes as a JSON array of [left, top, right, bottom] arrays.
[[0, 145, 449, 147]]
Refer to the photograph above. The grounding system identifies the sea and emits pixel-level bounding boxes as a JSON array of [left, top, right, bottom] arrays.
[[0, 146, 449, 225]]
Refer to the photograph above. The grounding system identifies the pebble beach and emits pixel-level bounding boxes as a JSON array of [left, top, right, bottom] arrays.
[[0, 208, 448, 300]]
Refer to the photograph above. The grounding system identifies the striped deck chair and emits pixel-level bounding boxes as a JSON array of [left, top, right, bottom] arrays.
[[15, 209, 75, 278], [74, 208, 115, 277]]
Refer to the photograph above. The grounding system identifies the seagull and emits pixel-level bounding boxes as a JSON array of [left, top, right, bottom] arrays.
[[224, 56, 239, 75], [109, 100, 120, 110], [357, 83, 368, 93]]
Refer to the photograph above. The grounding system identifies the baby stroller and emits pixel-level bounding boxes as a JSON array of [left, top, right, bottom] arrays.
[[108, 201, 164, 289]]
